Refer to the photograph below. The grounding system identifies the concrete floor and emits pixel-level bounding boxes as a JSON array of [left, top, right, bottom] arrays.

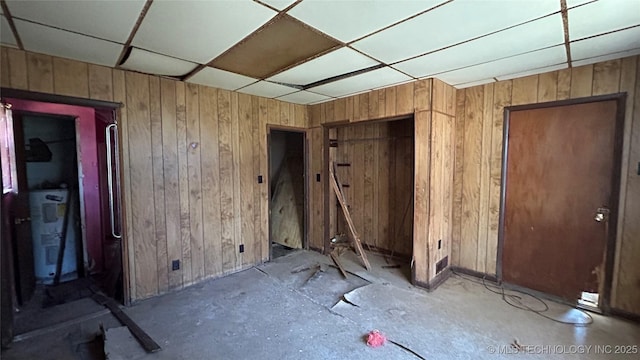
[[2, 250, 638, 359]]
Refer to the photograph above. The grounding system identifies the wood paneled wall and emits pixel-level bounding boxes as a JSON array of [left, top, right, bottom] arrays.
[[453, 56, 640, 315], [333, 119, 414, 256], [308, 79, 457, 286], [0, 47, 307, 301]]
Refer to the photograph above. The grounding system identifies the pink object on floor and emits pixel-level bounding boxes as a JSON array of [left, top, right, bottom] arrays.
[[367, 330, 387, 347]]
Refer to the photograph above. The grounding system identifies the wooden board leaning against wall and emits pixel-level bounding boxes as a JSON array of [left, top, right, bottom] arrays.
[[0, 46, 308, 301]]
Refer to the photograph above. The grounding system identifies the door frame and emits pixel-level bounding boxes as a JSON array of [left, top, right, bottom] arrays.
[[0, 88, 129, 304], [497, 93, 627, 312], [266, 125, 309, 261]]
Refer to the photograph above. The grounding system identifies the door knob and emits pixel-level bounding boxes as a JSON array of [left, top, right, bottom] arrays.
[[594, 207, 610, 222]]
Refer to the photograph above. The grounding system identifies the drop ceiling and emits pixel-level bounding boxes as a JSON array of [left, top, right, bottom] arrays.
[[1, 0, 638, 104]]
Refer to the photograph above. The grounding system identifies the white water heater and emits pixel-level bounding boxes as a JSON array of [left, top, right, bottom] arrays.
[[29, 189, 78, 284]]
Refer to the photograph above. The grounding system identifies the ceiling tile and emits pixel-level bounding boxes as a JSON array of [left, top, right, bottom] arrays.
[[436, 45, 566, 85], [565, 0, 596, 8], [6, 0, 145, 43], [268, 47, 380, 86], [288, 0, 443, 43], [210, 15, 340, 79], [571, 26, 640, 61], [572, 47, 640, 67], [454, 78, 496, 89], [14, 19, 123, 67], [133, 0, 276, 64], [569, 0, 640, 40], [308, 67, 411, 97], [187, 67, 257, 91], [119, 48, 198, 77], [495, 63, 567, 81], [276, 91, 331, 104], [259, 0, 297, 10], [237, 81, 297, 98], [1, 15, 17, 47], [394, 14, 564, 78], [352, 0, 560, 64]]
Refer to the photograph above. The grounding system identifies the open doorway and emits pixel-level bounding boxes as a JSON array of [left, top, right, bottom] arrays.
[[0, 95, 125, 344], [327, 116, 415, 283], [269, 129, 306, 260]]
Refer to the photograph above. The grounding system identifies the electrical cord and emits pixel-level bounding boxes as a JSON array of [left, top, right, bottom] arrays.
[[450, 270, 594, 326]]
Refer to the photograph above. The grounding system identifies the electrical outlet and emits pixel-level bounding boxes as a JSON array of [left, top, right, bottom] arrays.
[[172, 259, 180, 271], [239, 244, 244, 253], [258, 175, 263, 184]]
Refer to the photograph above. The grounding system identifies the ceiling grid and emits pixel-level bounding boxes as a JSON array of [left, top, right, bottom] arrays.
[[0, 0, 637, 103]]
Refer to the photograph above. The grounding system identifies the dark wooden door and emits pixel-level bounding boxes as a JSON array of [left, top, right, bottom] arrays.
[[11, 114, 36, 304], [502, 100, 618, 301]]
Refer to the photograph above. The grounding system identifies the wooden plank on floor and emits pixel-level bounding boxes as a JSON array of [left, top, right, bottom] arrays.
[[149, 76, 168, 293], [53, 58, 88, 98], [91, 293, 161, 353], [186, 83, 204, 282], [330, 251, 348, 278], [160, 78, 183, 290], [200, 86, 222, 277]]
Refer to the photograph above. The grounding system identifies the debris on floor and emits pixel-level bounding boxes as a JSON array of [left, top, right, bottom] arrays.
[[366, 329, 386, 347]]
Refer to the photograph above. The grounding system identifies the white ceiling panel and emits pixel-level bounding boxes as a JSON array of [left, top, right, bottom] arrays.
[[120, 48, 198, 77], [288, 0, 443, 43], [276, 90, 332, 104], [308, 67, 411, 97], [187, 67, 257, 91], [436, 45, 567, 85], [569, 0, 640, 40], [565, 0, 596, 8], [1, 15, 17, 47], [353, 0, 560, 64], [268, 47, 380, 85], [6, 0, 145, 43], [395, 14, 564, 78], [237, 81, 297, 98], [495, 63, 567, 81], [572, 47, 640, 67], [571, 26, 640, 61], [134, 0, 276, 64], [14, 19, 123, 67], [259, 0, 297, 10]]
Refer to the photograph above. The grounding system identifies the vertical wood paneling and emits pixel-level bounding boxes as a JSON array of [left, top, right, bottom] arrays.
[[334, 98, 346, 121], [511, 75, 538, 105], [251, 97, 262, 261], [476, 83, 494, 273], [557, 68, 571, 100], [238, 93, 255, 265], [200, 86, 222, 277], [451, 90, 466, 266], [385, 86, 397, 117], [149, 77, 168, 293], [125, 72, 157, 298], [396, 82, 414, 114], [160, 79, 182, 290], [26, 53, 53, 93], [218, 90, 235, 272], [186, 84, 204, 282], [592, 59, 621, 95], [413, 110, 431, 283], [259, 98, 269, 261], [414, 79, 431, 112], [459, 86, 483, 269], [428, 112, 443, 279], [52, 58, 88, 98], [175, 82, 192, 284], [570, 64, 594, 98], [0, 47, 10, 88], [6, 48, 28, 90], [537, 72, 558, 102], [88, 65, 113, 102]]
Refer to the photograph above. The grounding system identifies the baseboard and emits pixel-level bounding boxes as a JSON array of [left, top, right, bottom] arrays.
[[449, 266, 499, 283], [609, 308, 640, 323], [412, 267, 451, 291]]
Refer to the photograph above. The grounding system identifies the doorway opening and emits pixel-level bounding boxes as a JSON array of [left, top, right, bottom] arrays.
[[0, 95, 125, 344], [327, 116, 415, 283], [268, 129, 306, 260], [499, 96, 624, 312]]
